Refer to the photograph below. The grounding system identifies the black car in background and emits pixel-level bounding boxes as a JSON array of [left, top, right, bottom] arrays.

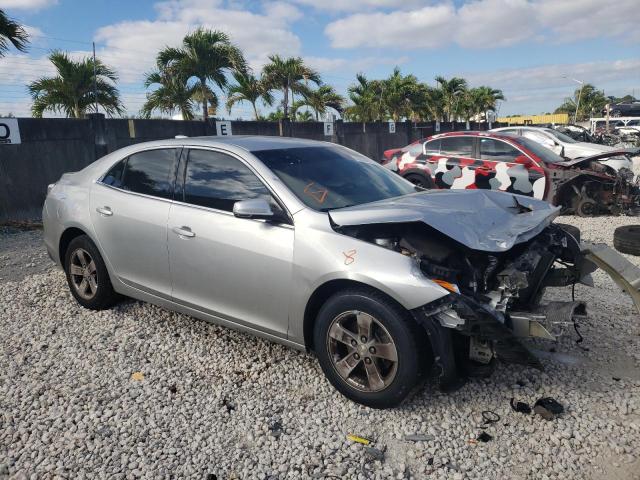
[[604, 102, 640, 117]]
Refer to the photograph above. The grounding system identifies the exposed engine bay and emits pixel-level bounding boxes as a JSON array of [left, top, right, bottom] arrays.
[[548, 150, 640, 217], [335, 218, 640, 389]]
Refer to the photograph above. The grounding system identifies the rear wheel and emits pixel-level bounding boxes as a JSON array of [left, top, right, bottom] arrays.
[[313, 288, 424, 408], [64, 235, 119, 310]]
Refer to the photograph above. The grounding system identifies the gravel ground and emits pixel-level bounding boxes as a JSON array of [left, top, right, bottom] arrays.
[[1, 217, 639, 480]]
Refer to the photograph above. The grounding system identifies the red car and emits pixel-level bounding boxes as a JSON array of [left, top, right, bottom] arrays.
[[382, 131, 551, 198], [381, 131, 640, 215]]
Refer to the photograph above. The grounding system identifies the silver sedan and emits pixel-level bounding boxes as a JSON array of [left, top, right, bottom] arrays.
[[43, 136, 640, 408]]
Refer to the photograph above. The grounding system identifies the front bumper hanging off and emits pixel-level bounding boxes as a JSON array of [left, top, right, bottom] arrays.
[[580, 241, 640, 315]]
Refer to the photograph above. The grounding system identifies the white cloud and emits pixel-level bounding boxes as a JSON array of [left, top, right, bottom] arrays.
[[325, 0, 640, 49], [92, 0, 303, 84], [464, 58, 640, 114], [0, 0, 56, 10], [306, 55, 409, 73], [290, 0, 427, 12], [325, 4, 455, 49]]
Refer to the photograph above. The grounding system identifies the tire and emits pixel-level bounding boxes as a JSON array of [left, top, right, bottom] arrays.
[[313, 288, 425, 409], [613, 225, 640, 256], [555, 223, 581, 243], [64, 235, 119, 310], [404, 173, 434, 189]]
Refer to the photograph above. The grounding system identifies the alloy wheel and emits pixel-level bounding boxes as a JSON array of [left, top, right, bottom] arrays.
[[69, 248, 98, 300], [326, 310, 399, 392]]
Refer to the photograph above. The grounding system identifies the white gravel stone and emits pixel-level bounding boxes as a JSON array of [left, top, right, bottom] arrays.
[[0, 217, 639, 479]]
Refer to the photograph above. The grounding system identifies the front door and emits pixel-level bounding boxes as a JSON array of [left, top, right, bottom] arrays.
[[477, 137, 546, 199], [167, 148, 294, 338], [90, 148, 180, 297]]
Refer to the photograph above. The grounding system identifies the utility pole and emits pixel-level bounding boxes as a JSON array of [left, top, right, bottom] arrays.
[[92, 42, 98, 114], [562, 75, 584, 124]]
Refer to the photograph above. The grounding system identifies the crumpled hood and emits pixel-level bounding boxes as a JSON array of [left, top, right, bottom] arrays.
[[329, 190, 561, 252]]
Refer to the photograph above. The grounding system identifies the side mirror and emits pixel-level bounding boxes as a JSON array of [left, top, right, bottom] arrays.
[[233, 198, 274, 220]]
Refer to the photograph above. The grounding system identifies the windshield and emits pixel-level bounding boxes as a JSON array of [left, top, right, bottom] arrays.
[[510, 136, 565, 164], [253, 146, 417, 211], [545, 128, 577, 144]]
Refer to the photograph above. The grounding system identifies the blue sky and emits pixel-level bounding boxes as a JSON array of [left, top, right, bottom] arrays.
[[1, 0, 638, 118]]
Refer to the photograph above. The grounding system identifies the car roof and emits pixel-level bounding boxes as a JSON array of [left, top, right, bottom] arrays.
[[429, 130, 522, 142], [119, 135, 334, 152]]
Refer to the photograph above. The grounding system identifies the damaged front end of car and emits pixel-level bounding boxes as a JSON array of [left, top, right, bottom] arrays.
[[330, 190, 640, 389], [547, 149, 640, 217]]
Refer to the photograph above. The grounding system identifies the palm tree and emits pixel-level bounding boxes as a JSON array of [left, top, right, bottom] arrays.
[[382, 68, 419, 121], [0, 9, 29, 57], [296, 110, 314, 122], [345, 73, 385, 126], [28, 51, 123, 118], [157, 28, 246, 121], [435, 76, 468, 121], [262, 55, 321, 119], [141, 70, 203, 120], [226, 71, 274, 120], [555, 84, 605, 121], [298, 84, 344, 120]]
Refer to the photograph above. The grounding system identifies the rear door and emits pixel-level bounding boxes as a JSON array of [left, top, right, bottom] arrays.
[[90, 148, 180, 297], [428, 136, 477, 190], [477, 137, 545, 198]]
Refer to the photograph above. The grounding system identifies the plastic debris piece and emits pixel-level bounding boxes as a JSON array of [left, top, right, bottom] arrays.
[[510, 397, 532, 414], [533, 397, 564, 420], [481, 410, 500, 425], [404, 434, 435, 442], [168, 384, 177, 394], [131, 371, 144, 381], [222, 397, 235, 412], [363, 446, 385, 461], [427, 457, 434, 466], [476, 432, 493, 443], [347, 434, 372, 445]]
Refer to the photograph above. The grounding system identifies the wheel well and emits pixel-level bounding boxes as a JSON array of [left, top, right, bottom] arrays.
[[303, 279, 406, 351], [58, 227, 87, 270]]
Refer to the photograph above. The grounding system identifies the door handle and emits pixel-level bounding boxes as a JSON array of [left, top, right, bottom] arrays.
[[96, 206, 113, 216], [172, 226, 195, 238]]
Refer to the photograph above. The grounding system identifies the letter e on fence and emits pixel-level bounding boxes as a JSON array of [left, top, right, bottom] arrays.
[[0, 118, 21, 145], [216, 121, 232, 136], [388, 121, 396, 134]]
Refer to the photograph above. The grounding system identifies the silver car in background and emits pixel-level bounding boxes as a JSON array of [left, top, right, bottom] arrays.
[[43, 136, 640, 408]]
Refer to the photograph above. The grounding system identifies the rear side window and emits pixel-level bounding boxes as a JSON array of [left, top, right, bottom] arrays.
[[182, 149, 271, 212], [425, 139, 441, 155], [439, 137, 473, 157], [120, 149, 178, 199], [102, 160, 125, 188], [479, 138, 522, 162]]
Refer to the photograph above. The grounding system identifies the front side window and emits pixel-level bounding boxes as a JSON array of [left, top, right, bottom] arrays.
[[439, 136, 474, 157], [253, 146, 416, 211], [120, 149, 178, 199], [479, 138, 523, 162], [545, 128, 577, 144], [181, 149, 272, 212]]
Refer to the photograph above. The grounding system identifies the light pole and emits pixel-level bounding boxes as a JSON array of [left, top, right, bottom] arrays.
[[563, 75, 584, 124]]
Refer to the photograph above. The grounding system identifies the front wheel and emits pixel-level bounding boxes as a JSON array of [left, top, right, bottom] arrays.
[[313, 288, 424, 408], [404, 173, 434, 189]]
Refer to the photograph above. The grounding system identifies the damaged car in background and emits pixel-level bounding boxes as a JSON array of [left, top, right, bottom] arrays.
[[382, 132, 640, 217], [43, 137, 640, 409]]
